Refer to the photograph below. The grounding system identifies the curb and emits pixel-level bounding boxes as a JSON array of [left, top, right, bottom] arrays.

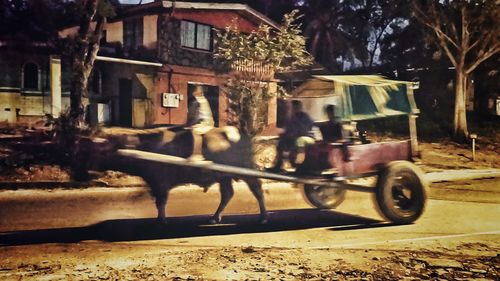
[[0, 169, 499, 190], [0, 180, 145, 190], [424, 169, 500, 183]]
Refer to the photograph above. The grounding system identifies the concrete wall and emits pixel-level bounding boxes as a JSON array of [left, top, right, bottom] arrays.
[[143, 15, 158, 49], [0, 92, 19, 122], [96, 61, 155, 127], [132, 98, 147, 127], [18, 95, 69, 116], [58, 26, 79, 39], [105, 21, 123, 44], [173, 10, 259, 33], [104, 15, 156, 47], [153, 65, 225, 125], [0, 51, 67, 122]]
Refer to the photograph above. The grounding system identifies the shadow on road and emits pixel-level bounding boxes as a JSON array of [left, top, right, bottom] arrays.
[[0, 209, 388, 246]]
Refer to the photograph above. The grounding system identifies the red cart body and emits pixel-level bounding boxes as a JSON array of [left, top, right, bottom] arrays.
[[300, 140, 412, 177]]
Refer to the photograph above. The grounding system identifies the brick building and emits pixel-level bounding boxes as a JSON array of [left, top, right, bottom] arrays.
[[57, 1, 280, 128]]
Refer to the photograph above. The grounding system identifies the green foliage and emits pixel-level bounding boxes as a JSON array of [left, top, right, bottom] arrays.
[[97, 0, 117, 18], [45, 109, 100, 144], [214, 10, 312, 136], [44, 109, 102, 180], [216, 10, 312, 72]]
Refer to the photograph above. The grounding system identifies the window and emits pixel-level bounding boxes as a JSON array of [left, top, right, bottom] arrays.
[[180, 21, 195, 48], [22, 62, 39, 90], [123, 17, 143, 50], [180, 20, 212, 51]]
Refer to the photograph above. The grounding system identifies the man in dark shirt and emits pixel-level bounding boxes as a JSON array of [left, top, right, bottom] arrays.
[[319, 104, 343, 142], [269, 100, 314, 172]]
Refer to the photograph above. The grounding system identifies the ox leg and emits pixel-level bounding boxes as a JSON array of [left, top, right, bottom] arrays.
[[245, 178, 269, 224], [154, 189, 169, 224], [209, 178, 234, 224]]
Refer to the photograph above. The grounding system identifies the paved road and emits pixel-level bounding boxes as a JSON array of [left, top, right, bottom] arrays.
[[0, 178, 499, 248], [0, 178, 499, 280]]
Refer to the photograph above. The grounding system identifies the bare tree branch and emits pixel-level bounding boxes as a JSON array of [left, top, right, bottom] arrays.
[[466, 43, 500, 74], [460, 6, 469, 52], [84, 13, 105, 68], [413, 3, 460, 50]]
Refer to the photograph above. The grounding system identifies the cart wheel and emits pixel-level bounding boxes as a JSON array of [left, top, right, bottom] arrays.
[[375, 161, 428, 224], [301, 183, 346, 209]]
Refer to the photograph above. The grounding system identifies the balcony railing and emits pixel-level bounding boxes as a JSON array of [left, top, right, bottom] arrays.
[[231, 59, 274, 76]]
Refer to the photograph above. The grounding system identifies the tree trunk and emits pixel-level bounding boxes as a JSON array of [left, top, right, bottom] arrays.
[[67, 0, 106, 181], [69, 0, 104, 127], [70, 64, 88, 126], [453, 66, 469, 141]]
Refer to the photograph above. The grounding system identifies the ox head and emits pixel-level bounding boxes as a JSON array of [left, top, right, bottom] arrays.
[[70, 136, 119, 181]]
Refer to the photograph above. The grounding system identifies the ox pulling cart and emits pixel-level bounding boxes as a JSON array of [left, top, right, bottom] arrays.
[[115, 75, 428, 225]]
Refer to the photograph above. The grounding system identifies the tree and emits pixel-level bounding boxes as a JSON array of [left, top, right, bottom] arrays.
[[379, 16, 434, 72], [214, 10, 312, 136], [68, 0, 115, 126], [299, 0, 411, 71], [301, 0, 358, 71], [355, 0, 411, 68], [0, 0, 79, 46], [413, 0, 500, 141], [55, 0, 115, 180]]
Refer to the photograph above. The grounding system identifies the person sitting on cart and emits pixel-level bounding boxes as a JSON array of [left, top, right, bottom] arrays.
[[318, 104, 354, 161], [185, 85, 215, 161], [318, 104, 343, 143], [186, 85, 215, 133], [268, 100, 315, 172]]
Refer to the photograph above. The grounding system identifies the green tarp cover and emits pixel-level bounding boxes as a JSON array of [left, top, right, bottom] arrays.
[[291, 75, 419, 121]]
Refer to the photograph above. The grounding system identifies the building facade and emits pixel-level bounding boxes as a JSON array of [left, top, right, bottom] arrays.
[[0, 42, 66, 124], [59, 1, 279, 129]]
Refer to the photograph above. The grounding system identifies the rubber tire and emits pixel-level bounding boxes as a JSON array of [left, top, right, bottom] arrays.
[[375, 161, 428, 224], [301, 183, 347, 209]]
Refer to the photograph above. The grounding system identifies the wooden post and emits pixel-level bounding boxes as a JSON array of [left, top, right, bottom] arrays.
[[472, 138, 476, 161], [470, 133, 477, 161], [408, 114, 419, 158]]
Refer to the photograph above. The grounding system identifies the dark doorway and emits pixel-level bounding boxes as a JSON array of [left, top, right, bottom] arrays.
[[187, 83, 219, 127], [118, 78, 133, 127]]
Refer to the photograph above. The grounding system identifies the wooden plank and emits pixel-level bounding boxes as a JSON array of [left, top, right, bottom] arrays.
[[116, 149, 374, 193]]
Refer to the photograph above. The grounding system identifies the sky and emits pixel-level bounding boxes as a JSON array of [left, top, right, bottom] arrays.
[[120, 0, 154, 4]]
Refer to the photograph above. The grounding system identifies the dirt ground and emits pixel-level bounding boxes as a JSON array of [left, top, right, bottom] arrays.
[[1, 242, 498, 280]]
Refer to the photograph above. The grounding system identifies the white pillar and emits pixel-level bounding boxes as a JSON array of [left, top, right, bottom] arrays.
[[50, 55, 61, 118]]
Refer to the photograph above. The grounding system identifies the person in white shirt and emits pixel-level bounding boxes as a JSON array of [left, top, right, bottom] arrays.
[[186, 85, 214, 161], [186, 85, 214, 134]]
